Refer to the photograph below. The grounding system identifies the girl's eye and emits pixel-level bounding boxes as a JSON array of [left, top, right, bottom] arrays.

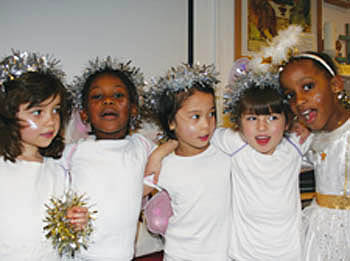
[[303, 82, 314, 91], [268, 115, 278, 121], [209, 111, 216, 117], [285, 92, 295, 101], [113, 93, 124, 98], [191, 114, 200, 120], [32, 110, 41, 116], [53, 107, 61, 114], [91, 94, 102, 100], [246, 116, 256, 121]]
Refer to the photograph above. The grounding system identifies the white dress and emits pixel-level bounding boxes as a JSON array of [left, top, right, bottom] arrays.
[[212, 128, 307, 261], [63, 134, 153, 261], [0, 157, 67, 261], [158, 144, 232, 261], [303, 119, 350, 261]]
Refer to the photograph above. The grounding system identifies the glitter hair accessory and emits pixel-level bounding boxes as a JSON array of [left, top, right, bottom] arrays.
[[70, 56, 146, 109], [141, 63, 220, 115], [223, 25, 303, 121], [0, 50, 65, 93]]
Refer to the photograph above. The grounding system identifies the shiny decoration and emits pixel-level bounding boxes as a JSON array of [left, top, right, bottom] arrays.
[[70, 56, 146, 109], [43, 191, 97, 258], [141, 63, 220, 117], [0, 50, 65, 93], [224, 25, 303, 123]]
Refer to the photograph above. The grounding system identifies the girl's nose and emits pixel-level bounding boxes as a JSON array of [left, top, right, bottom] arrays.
[[257, 118, 268, 131], [103, 96, 114, 105], [295, 94, 306, 107]]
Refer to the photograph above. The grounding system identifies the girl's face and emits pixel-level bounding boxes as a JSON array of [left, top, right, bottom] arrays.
[[280, 59, 343, 131], [170, 90, 216, 157], [17, 95, 61, 158], [240, 112, 286, 155], [81, 74, 135, 139]]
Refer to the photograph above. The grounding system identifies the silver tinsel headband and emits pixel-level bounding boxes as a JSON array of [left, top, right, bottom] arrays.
[[70, 56, 146, 109], [224, 25, 303, 122], [0, 50, 65, 93], [141, 63, 220, 114]]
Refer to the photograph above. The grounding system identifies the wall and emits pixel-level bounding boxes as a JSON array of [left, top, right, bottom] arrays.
[[0, 0, 188, 82]]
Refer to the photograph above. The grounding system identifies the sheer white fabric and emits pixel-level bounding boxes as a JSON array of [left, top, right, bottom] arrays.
[[303, 120, 350, 261]]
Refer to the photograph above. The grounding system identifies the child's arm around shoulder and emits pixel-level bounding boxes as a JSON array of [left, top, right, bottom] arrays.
[[144, 140, 178, 183], [211, 127, 245, 154]]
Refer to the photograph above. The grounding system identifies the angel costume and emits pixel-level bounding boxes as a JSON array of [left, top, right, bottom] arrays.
[[62, 134, 153, 261], [303, 119, 350, 261], [0, 157, 67, 261], [212, 128, 308, 261]]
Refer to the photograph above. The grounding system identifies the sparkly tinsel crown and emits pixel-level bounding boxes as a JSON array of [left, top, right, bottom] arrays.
[[141, 63, 220, 116], [70, 56, 146, 109], [0, 50, 65, 93]]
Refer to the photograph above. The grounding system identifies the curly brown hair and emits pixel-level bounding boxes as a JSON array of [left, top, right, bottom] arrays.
[[0, 72, 72, 162]]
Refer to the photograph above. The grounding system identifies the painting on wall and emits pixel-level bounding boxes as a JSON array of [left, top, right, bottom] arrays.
[[234, 0, 323, 59]]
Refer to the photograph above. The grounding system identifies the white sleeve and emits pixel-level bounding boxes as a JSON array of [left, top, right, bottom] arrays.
[[211, 128, 245, 154]]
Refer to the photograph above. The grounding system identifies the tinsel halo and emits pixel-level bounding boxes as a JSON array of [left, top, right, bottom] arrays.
[[223, 25, 303, 123], [141, 63, 220, 116], [70, 56, 146, 109], [0, 49, 65, 93]]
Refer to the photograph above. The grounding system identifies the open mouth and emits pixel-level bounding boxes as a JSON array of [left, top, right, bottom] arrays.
[[41, 131, 54, 139], [255, 135, 270, 145], [100, 109, 119, 119], [300, 109, 316, 124], [199, 135, 209, 142]]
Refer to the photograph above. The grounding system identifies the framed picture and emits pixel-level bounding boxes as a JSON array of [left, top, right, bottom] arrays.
[[325, 0, 350, 8], [234, 0, 323, 59]]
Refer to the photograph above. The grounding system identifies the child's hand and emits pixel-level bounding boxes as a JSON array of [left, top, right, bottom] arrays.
[[144, 139, 178, 184], [66, 206, 89, 231], [291, 121, 310, 145]]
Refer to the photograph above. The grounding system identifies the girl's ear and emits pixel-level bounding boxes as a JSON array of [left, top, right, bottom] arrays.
[[169, 120, 176, 131], [130, 103, 138, 117], [79, 110, 89, 124], [330, 75, 344, 94]]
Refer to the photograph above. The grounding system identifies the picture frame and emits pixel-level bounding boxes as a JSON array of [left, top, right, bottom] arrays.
[[325, 0, 350, 8], [234, 0, 323, 59]]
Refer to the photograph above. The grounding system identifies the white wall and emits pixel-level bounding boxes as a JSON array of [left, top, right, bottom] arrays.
[[0, 0, 188, 82]]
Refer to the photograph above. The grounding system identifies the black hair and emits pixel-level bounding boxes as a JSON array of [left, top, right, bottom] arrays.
[[283, 51, 337, 79], [234, 84, 292, 128], [0, 71, 72, 162], [157, 82, 216, 140]]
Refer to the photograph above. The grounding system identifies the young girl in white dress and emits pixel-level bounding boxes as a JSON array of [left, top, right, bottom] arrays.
[[280, 51, 350, 261], [0, 50, 87, 261], [64, 57, 157, 260], [143, 64, 232, 261]]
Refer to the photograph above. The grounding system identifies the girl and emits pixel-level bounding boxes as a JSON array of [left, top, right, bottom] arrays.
[[212, 78, 308, 261], [65, 57, 159, 260], [148, 71, 310, 261], [280, 51, 350, 261], [143, 63, 232, 261], [0, 50, 87, 260]]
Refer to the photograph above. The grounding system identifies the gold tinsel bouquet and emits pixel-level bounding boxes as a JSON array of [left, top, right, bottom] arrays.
[[43, 191, 97, 258]]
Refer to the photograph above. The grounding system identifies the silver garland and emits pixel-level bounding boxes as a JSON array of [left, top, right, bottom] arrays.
[[223, 70, 281, 122], [141, 63, 220, 115], [70, 56, 146, 109], [0, 50, 65, 93]]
